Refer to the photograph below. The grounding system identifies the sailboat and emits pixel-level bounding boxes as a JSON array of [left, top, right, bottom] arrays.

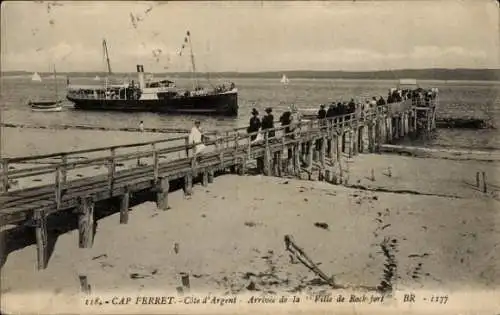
[[280, 74, 290, 86], [29, 65, 63, 112], [94, 75, 100, 81], [31, 72, 42, 82]]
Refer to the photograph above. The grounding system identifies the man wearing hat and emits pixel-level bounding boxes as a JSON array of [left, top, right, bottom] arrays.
[[261, 107, 275, 139], [247, 108, 261, 141]]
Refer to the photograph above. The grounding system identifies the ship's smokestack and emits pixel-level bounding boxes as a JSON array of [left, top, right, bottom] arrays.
[[136, 65, 145, 90]]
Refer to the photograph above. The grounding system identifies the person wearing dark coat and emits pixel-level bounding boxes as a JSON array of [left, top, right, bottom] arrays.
[[377, 96, 386, 106], [247, 108, 261, 141], [261, 107, 275, 138], [279, 110, 292, 135]]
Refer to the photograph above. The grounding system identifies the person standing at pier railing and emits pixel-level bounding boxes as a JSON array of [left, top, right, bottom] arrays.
[[262, 107, 275, 139], [188, 120, 206, 158], [247, 108, 261, 141]]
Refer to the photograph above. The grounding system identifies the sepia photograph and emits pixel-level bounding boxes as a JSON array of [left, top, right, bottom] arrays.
[[0, 0, 499, 314]]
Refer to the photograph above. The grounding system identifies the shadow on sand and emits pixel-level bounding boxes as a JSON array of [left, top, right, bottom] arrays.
[[0, 170, 231, 270]]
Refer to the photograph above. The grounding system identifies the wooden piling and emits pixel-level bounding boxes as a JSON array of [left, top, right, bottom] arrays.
[[294, 144, 301, 177], [184, 174, 193, 196], [320, 136, 326, 167], [307, 141, 314, 169], [208, 170, 214, 183], [263, 132, 271, 176], [325, 169, 331, 182], [482, 171, 487, 193], [120, 186, 129, 224], [34, 209, 48, 270], [352, 129, 359, 156], [375, 118, 381, 153], [368, 123, 374, 153], [202, 171, 209, 186], [78, 196, 95, 248], [276, 151, 283, 177], [156, 177, 170, 210], [180, 273, 190, 292], [476, 172, 480, 188]]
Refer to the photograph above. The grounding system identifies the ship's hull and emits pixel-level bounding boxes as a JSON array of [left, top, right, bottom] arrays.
[[67, 91, 238, 116]]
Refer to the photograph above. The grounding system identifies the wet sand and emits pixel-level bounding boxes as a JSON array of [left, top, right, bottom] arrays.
[[1, 151, 499, 314]]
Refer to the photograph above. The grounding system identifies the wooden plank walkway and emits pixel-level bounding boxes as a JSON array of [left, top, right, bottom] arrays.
[[0, 102, 434, 270]]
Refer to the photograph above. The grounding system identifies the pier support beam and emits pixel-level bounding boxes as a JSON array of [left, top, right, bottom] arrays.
[[276, 151, 283, 177], [352, 129, 359, 156], [208, 170, 214, 183], [368, 123, 375, 153], [375, 118, 382, 153], [202, 171, 209, 186], [319, 136, 326, 167], [307, 141, 314, 169], [120, 186, 129, 224], [34, 209, 48, 270], [294, 144, 301, 177], [78, 196, 95, 249], [184, 174, 193, 196], [156, 177, 170, 210]]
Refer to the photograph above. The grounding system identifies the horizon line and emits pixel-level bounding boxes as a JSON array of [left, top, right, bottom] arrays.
[[2, 67, 500, 74]]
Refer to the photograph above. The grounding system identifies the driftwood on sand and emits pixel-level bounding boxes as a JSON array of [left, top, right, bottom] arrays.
[[284, 235, 336, 287]]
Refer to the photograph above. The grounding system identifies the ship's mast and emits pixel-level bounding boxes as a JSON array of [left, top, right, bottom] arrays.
[[102, 39, 112, 75], [53, 64, 58, 101], [186, 31, 198, 89]]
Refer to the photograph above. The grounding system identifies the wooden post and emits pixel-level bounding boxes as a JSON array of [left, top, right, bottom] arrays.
[[120, 186, 130, 224], [108, 147, 116, 194], [375, 118, 381, 153], [208, 170, 214, 183], [34, 209, 48, 270], [78, 196, 95, 248], [156, 177, 170, 210], [1, 159, 8, 192], [476, 172, 480, 188], [184, 174, 193, 196], [152, 143, 159, 184], [352, 129, 358, 156], [482, 171, 487, 193], [276, 151, 283, 177], [325, 169, 331, 182], [368, 123, 374, 153], [320, 136, 326, 167], [202, 171, 209, 186], [181, 273, 190, 292], [307, 141, 314, 169], [184, 136, 190, 158], [61, 154, 67, 185], [55, 165, 62, 209], [239, 158, 247, 176], [263, 131, 271, 176], [292, 144, 299, 177], [341, 132, 346, 153]]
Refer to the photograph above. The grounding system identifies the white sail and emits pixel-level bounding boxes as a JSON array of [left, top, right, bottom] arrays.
[[32, 72, 42, 82], [94, 75, 100, 81], [280, 74, 290, 84]]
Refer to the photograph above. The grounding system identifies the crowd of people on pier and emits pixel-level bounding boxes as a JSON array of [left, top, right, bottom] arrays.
[[246, 87, 438, 142]]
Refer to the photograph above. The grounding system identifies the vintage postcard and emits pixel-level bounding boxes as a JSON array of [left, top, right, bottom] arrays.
[[0, 0, 499, 314]]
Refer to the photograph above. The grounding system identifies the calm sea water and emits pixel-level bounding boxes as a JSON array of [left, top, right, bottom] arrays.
[[1, 75, 499, 150]]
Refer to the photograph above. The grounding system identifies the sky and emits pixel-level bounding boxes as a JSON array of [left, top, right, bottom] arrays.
[[1, 0, 499, 73]]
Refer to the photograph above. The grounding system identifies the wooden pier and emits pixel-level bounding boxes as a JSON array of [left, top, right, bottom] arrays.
[[0, 102, 435, 270]]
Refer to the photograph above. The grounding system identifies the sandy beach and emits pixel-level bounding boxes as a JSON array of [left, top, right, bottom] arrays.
[[1, 150, 499, 314]]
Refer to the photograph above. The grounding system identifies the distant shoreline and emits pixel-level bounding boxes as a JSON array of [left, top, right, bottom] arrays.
[[2, 68, 500, 81]]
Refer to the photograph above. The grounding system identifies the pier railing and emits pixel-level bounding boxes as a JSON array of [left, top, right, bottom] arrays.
[[0, 104, 415, 194], [0, 109, 386, 191]]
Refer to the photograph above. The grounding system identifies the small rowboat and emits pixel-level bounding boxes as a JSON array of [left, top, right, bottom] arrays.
[[29, 100, 63, 112]]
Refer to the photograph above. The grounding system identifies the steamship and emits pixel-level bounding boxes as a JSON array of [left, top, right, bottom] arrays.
[[66, 36, 238, 117]]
